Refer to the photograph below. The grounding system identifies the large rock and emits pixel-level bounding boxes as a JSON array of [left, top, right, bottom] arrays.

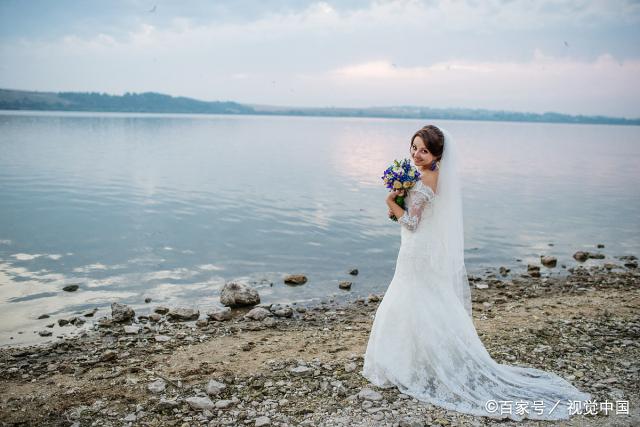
[[220, 281, 260, 307], [167, 307, 199, 321], [245, 307, 271, 321], [207, 307, 232, 321], [111, 303, 135, 323]]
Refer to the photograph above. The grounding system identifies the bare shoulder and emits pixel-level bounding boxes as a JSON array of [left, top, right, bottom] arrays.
[[420, 172, 438, 194]]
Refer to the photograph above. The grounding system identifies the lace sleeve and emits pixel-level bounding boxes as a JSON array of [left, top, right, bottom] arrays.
[[398, 184, 434, 231]]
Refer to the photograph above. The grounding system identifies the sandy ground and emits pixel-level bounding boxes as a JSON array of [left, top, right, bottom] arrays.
[[0, 263, 638, 426]]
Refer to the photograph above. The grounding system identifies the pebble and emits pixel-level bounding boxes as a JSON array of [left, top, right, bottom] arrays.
[[147, 379, 166, 394], [123, 413, 136, 422], [167, 307, 200, 321], [283, 274, 308, 285], [358, 388, 383, 401], [339, 281, 352, 290], [207, 307, 232, 321], [101, 350, 117, 361], [270, 304, 293, 318], [289, 366, 312, 376], [158, 398, 179, 409], [344, 362, 357, 372], [254, 415, 271, 426], [262, 317, 277, 327], [124, 325, 140, 334], [206, 379, 226, 396], [540, 256, 557, 268], [185, 396, 215, 411], [111, 302, 135, 322], [154, 306, 170, 314], [215, 399, 233, 409], [245, 307, 271, 321]]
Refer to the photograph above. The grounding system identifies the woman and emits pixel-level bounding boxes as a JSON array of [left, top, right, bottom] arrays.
[[361, 125, 591, 421]]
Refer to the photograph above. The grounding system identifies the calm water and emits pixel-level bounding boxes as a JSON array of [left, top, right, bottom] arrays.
[[1, 111, 639, 345]]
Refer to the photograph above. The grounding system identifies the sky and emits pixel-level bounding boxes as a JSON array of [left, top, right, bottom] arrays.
[[1, 0, 639, 117]]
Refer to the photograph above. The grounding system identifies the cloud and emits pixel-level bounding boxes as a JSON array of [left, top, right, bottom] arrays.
[[313, 51, 640, 116], [11, 253, 64, 261], [0, 0, 639, 115]]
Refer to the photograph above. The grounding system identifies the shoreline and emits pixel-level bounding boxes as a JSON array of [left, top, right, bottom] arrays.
[[0, 252, 628, 349], [0, 261, 638, 426]]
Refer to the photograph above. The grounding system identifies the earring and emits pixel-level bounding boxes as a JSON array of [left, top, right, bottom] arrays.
[[430, 160, 438, 171]]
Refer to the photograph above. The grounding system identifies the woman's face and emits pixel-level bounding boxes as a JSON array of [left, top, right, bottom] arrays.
[[410, 136, 436, 169]]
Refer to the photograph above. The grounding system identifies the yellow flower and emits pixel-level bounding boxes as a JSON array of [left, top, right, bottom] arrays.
[[393, 181, 402, 189], [403, 181, 413, 189]]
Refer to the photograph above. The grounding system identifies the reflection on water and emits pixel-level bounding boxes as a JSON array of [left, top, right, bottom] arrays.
[[0, 111, 639, 345]]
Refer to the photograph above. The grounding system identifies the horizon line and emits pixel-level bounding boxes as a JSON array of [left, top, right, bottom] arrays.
[[1, 87, 638, 124]]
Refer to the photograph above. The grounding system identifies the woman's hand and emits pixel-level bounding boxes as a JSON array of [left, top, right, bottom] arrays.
[[386, 189, 406, 221], [386, 189, 404, 204]]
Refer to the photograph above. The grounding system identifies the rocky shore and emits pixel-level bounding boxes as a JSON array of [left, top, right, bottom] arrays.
[[1, 259, 638, 426]]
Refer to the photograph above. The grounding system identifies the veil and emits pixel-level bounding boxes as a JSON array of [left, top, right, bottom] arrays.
[[430, 128, 472, 317]]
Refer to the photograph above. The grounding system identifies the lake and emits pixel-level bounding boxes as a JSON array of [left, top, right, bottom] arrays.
[[1, 111, 639, 345]]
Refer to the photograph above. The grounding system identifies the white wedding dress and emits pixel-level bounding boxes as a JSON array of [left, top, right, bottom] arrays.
[[362, 132, 591, 421]]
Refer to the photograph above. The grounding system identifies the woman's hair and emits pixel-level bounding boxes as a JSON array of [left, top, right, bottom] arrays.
[[411, 125, 445, 160]]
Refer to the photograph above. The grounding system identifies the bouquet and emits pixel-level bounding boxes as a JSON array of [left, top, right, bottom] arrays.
[[381, 159, 421, 221]]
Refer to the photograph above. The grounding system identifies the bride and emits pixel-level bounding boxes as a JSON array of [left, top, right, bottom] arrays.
[[361, 125, 591, 421]]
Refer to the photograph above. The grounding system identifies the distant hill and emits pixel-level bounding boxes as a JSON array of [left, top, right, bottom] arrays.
[[1, 88, 638, 126], [0, 89, 253, 115]]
